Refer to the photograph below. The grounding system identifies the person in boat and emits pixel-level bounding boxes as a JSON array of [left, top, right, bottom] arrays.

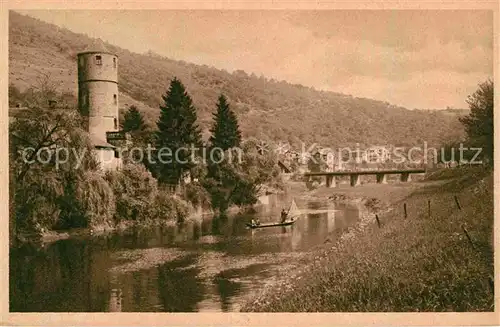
[[255, 218, 260, 225], [281, 208, 288, 223]]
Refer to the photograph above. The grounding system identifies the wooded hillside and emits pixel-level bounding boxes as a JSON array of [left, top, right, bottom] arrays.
[[9, 11, 465, 148]]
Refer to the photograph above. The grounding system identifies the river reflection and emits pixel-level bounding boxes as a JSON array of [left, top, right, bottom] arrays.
[[10, 195, 361, 312]]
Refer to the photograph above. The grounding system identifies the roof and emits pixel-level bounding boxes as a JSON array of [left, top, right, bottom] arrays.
[[90, 133, 116, 149], [278, 160, 292, 173], [78, 38, 116, 56]]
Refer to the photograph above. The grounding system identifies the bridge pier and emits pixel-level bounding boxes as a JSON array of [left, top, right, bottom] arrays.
[[350, 174, 360, 187], [376, 173, 387, 184], [304, 169, 424, 188], [326, 175, 336, 188], [400, 172, 411, 182]]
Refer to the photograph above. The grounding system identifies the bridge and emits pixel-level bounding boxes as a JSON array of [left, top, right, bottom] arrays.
[[303, 168, 426, 187]]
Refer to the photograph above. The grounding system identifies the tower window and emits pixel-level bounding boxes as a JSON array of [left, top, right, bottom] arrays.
[[113, 117, 118, 129], [113, 94, 117, 104], [95, 55, 102, 65], [113, 57, 116, 68], [81, 93, 87, 106]]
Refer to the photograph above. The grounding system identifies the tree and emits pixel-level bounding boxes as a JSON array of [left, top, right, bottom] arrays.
[[122, 105, 148, 134], [155, 78, 202, 186], [204, 99, 254, 216], [9, 105, 111, 233], [203, 138, 281, 217], [209, 94, 242, 151], [122, 106, 151, 164], [459, 79, 494, 163], [203, 158, 242, 215]]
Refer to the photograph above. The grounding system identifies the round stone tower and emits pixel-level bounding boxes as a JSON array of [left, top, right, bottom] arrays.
[[77, 40, 119, 143]]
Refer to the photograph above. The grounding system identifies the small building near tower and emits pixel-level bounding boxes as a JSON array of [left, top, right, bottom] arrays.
[[77, 39, 124, 170]]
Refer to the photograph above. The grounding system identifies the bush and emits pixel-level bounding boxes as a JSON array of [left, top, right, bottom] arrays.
[[104, 164, 189, 224], [184, 182, 211, 208], [151, 192, 189, 223], [74, 171, 115, 228], [105, 164, 158, 222]]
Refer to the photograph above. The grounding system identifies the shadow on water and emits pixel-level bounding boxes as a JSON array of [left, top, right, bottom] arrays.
[[213, 263, 269, 311], [10, 194, 362, 312], [156, 254, 205, 312]]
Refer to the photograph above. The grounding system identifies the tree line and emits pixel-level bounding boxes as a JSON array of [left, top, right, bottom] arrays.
[[9, 76, 281, 245], [122, 77, 281, 217]]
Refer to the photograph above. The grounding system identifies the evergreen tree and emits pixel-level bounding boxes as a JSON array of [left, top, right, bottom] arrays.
[[209, 94, 242, 150], [155, 78, 202, 186], [122, 105, 147, 133], [121, 105, 151, 167], [203, 94, 244, 216]]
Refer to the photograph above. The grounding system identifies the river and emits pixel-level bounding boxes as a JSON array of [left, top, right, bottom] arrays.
[[10, 193, 362, 312]]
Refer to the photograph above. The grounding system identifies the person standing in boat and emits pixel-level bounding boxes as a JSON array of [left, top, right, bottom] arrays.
[[281, 208, 288, 223]]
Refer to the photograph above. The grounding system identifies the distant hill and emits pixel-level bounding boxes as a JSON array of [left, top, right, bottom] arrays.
[[9, 11, 465, 148]]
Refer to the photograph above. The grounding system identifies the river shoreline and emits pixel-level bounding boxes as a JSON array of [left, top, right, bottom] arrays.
[[241, 167, 493, 311], [240, 181, 418, 310], [13, 185, 286, 247]]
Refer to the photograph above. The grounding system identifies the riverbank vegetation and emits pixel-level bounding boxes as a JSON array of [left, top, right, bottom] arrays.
[[9, 75, 282, 246], [9, 103, 191, 242]]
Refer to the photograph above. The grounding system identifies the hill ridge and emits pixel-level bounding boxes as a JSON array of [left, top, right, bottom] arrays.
[[8, 11, 465, 148]]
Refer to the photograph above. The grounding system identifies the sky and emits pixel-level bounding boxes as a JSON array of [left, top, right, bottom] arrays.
[[18, 10, 493, 109]]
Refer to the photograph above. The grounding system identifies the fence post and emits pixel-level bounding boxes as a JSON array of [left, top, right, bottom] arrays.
[[454, 195, 462, 210], [375, 214, 381, 228], [461, 224, 475, 249], [428, 200, 431, 218], [404, 203, 407, 218]]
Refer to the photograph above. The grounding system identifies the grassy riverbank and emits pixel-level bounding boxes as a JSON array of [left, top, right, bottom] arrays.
[[242, 166, 494, 312]]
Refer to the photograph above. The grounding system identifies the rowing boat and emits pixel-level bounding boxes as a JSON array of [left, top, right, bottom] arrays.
[[246, 199, 300, 229], [246, 219, 296, 229]]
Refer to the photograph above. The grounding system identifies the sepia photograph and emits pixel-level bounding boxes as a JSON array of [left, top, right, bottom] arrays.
[[2, 2, 498, 325]]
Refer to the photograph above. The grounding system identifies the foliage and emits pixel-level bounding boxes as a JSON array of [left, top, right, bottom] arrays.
[[9, 105, 104, 231], [122, 105, 150, 143], [203, 158, 244, 214], [10, 11, 465, 151], [104, 164, 190, 223], [209, 94, 242, 150], [459, 79, 494, 164], [203, 95, 277, 215], [122, 105, 147, 133], [104, 164, 158, 222], [150, 192, 190, 223], [239, 138, 282, 189], [306, 151, 328, 183], [203, 137, 281, 215], [155, 77, 202, 186], [183, 182, 211, 208], [72, 171, 115, 228], [435, 141, 478, 166]]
